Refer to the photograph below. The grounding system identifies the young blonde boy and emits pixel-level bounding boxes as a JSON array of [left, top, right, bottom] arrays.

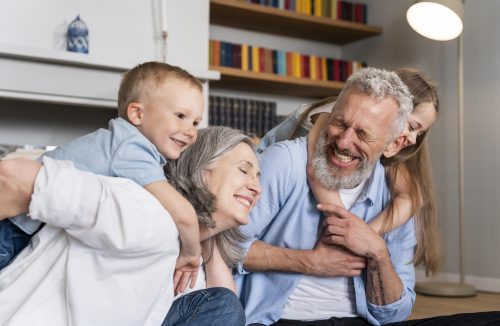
[[4, 62, 203, 287]]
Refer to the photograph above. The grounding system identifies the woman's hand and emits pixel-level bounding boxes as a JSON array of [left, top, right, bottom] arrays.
[[0, 159, 41, 220]]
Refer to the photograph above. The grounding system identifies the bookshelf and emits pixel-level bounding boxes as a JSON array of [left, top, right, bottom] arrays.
[[210, 0, 383, 44], [211, 65, 344, 97], [209, 0, 383, 98]]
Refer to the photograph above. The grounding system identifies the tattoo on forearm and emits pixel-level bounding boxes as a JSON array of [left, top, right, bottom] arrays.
[[368, 262, 386, 306]]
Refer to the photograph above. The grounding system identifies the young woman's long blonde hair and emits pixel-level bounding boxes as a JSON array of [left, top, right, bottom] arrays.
[[382, 68, 441, 276]]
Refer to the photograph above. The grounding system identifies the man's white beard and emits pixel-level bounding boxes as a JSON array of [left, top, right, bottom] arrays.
[[311, 132, 376, 190]]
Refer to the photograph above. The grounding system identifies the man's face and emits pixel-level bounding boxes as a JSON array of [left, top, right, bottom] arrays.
[[312, 89, 398, 189]]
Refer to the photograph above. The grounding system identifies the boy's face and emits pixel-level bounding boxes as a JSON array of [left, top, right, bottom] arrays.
[[137, 80, 204, 160]]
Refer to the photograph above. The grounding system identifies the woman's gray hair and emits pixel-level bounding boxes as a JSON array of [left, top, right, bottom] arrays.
[[165, 126, 254, 267], [336, 67, 413, 141]]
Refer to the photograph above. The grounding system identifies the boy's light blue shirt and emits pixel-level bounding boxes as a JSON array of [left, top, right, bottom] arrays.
[[11, 117, 167, 234], [235, 137, 417, 325]]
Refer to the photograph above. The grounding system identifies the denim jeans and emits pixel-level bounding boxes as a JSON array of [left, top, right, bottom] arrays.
[[0, 219, 33, 270], [162, 287, 245, 326]]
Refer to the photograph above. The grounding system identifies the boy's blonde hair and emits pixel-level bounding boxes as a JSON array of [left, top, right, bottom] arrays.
[[117, 61, 203, 119]]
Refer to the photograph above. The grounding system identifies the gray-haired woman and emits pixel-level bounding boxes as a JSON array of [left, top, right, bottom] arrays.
[[0, 126, 261, 326], [164, 126, 262, 325]]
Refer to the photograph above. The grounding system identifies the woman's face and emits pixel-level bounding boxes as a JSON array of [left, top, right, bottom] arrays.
[[203, 143, 261, 230], [402, 102, 437, 147]]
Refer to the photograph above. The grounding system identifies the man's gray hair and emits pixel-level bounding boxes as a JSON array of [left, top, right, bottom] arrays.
[[165, 126, 254, 267], [336, 67, 413, 140]]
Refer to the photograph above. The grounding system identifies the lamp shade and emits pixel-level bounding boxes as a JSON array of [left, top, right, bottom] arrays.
[[407, 0, 463, 41]]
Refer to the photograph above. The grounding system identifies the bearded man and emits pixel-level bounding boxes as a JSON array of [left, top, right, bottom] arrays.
[[235, 67, 415, 326]]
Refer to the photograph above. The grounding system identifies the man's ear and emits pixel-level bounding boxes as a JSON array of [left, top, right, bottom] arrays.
[[383, 135, 408, 158], [126, 102, 144, 126]]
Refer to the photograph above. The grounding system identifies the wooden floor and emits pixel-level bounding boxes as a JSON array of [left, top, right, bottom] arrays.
[[409, 291, 500, 320]]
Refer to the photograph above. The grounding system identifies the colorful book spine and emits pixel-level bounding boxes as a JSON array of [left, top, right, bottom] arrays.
[[252, 45, 260, 72], [244, 0, 366, 23], [241, 44, 249, 71], [209, 39, 367, 82]]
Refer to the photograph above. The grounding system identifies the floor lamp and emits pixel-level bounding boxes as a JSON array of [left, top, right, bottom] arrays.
[[406, 0, 476, 297]]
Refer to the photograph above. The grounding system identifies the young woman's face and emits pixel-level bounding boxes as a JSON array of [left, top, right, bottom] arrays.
[[402, 102, 437, 147], [203, 143, 261, 231]]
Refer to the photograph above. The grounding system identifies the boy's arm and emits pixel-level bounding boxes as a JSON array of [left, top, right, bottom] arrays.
[[144, 180, 201, 258], [204, 245, 237, 293], [306, 112, 344, 208]]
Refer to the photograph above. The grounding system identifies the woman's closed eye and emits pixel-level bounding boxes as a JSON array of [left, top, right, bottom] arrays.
[[239, 167, 248, 175]]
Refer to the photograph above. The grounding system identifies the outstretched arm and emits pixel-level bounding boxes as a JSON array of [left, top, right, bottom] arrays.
[[0, 159, 41, 220]]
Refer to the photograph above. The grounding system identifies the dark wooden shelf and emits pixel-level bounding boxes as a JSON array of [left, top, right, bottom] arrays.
[[210, 0, 383, 45], [210, 66, 345, 98]]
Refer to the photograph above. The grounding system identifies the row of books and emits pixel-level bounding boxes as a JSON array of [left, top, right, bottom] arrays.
[[210, 39, 367, 82], [209, 95, 278, 138], [238, 0, 368, 24]]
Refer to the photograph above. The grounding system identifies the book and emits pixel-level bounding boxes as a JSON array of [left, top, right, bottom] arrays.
[[242, 44, 249, 71], [252, 45, 260, 72], [233, 43, 242, 68]]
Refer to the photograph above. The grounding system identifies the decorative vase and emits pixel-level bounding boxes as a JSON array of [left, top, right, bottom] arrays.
[[67, 15, 89, 54]]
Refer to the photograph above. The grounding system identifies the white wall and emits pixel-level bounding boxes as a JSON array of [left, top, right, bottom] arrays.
[[0, 0, 210, 146]]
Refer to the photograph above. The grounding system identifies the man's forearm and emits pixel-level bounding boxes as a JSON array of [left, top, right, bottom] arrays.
[[243, 240, 314, 274], [366, 250, 403, 306], [243, 240, 366, 277]]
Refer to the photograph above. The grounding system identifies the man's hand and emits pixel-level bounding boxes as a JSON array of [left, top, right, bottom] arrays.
[[0, 159, 40, 220], [308, 240, 366, 277], [318, 203, 387, 261]]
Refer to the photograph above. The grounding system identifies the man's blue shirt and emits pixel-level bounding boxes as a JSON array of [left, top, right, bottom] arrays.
[[235, 137, 417, 325]]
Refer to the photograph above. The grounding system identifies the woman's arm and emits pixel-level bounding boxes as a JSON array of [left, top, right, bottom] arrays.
[[204, 245, 237, 293], [369, 165, 422, 234], [0, 159, 41, 219]]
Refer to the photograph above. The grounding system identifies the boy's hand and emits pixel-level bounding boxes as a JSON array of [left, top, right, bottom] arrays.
[[173, 252, 201, 295]]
